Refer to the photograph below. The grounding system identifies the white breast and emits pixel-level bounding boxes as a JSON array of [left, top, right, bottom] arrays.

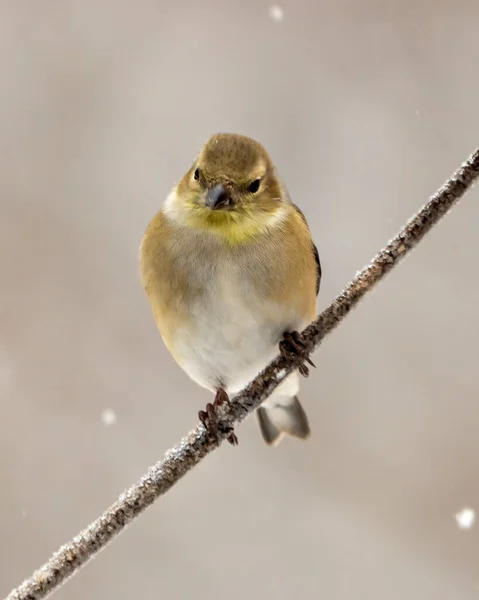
[[172, 258, 300, 395]]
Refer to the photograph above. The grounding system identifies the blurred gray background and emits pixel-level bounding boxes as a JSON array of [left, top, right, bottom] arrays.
[[1, 0, 479, 598]]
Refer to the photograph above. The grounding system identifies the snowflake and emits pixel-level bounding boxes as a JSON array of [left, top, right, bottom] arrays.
[[269, 5, 284, 23], [455, 508, 475, 530], [101, 409, 117, 426]]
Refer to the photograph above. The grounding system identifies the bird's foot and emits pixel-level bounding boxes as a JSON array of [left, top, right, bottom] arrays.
[[279, 330, 316, 378], [198, 388, 238, 446]]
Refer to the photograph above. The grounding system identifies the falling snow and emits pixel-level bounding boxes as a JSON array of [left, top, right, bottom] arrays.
[[101, 409, 117, 426], [455, 508, 475, 530], [269, 5, 284, 22]]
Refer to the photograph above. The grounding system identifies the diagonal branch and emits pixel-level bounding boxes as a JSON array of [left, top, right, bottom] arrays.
[[4, 148, 479, 600]]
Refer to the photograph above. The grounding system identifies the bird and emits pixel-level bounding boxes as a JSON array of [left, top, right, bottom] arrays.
[[139, 133, 321, 446]]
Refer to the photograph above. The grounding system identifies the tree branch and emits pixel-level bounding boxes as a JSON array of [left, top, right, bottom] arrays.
[[4, 148, 479, 600]]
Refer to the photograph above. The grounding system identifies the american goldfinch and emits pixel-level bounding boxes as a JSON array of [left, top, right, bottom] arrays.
[[140, 133, 321, 446]]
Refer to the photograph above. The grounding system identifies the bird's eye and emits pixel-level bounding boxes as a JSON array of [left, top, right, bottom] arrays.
[[193, 168, 200, 181], [248, 179, 261, 193]]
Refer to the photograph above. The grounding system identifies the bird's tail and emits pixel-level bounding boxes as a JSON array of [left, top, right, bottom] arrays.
[[257, 395, 310, 446]]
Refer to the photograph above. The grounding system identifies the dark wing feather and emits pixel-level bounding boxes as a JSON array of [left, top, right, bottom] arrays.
[[293, 204, 321, 297], [312, 242, 321, 296]]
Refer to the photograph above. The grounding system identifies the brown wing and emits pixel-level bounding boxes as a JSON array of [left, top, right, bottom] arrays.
[[293, 204, 321, 296]]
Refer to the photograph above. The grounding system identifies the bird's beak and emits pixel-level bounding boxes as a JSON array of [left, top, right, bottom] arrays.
[[206, 184, 231, 210]]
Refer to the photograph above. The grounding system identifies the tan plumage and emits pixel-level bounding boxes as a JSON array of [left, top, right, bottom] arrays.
[[140, 133, 321, 445]]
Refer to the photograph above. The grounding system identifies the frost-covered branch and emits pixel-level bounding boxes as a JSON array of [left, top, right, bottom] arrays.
[[4, 148, 479, 600]]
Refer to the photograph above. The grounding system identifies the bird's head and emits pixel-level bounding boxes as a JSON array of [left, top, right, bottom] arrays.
[[168, 133, 288, 243]]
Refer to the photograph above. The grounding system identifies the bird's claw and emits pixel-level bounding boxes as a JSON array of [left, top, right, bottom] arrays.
[[198, 402, 219, 440], [224, 427, 239, 446], [279, 330, 315, 378], [198, 388, 238, 446]]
